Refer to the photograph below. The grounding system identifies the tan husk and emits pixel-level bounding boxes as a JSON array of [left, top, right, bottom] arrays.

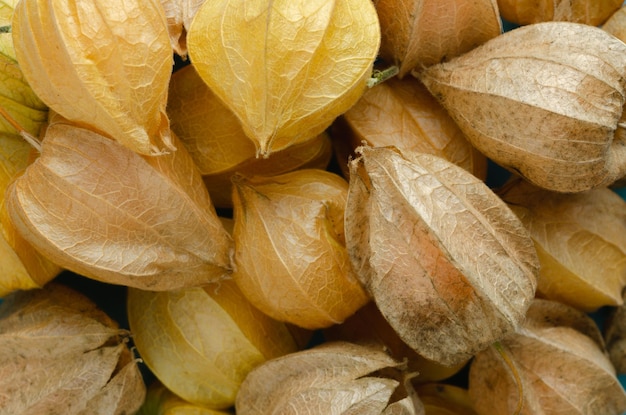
[[138, 381, 232, 415], [605, 293, 626, 374], [235, 341, 423, 415], [167, 64, 257, 175], [127, 280, 298, 409], [374, 0, 501, 76], [324, 301, 468, 383], [417, 22, 626, 192], [231, 169, 369, 329], [414, 383, 478, 415], [187, 0, 381, 157], [469, 299, 626, 415], [502, 180, 626, 311], [12, 0, 174, 155], [603, 5, 626, 42], [332, 75, 487, 180], [203, 132, 332, 208], [0, 283, 145, 415], [6, 118, 233, 291], [159, 0, 206, 57], [345, 146, 538, 366], [498, 0, 623, 26]]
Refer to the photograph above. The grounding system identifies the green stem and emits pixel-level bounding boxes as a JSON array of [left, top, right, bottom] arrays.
[[367, 66, 399, 88]]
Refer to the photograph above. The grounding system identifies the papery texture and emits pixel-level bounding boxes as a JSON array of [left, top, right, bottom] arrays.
[[187, 0, 381, 156], [167, 64, 257, 175], [415, 384, 478, 415], [0, 283, 145, 415], [324, 301, 468, 383], [469, 299, 626, 415], [605, 294, 626, 374], [418, 22, 626, 192], [232, 169, 369, 329], [0, 134, 60, 296], [138, 381, 232, 415], [6, 120, 233, 291], [203, 133, 332, 208], [235, 341, 421, 415], [498, 0, 622, 25], [375, 0, 501, 76], [604, 6, 626, 42], [0, 0, 18, 26], [12, 0, 174, 155], [0, 34, 47, 138], [168, 64, 332, 207], [502, 180, 626, 311], [160, 0, 205, 57], [345, 146, 538, 366], [127, 280, 298, 409], [332, 75, 486, 179]]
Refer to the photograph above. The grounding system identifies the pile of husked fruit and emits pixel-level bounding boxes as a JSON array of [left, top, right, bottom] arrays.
[[1, 0, 626, 414]]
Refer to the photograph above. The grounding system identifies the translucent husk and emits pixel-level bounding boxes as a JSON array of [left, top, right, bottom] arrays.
[[127, 280, 299, 409], [469, 299, 626, 415], [187, 0, 381, 157], [12, 0, 174, 155], [6, 118, 234, 291], [502, 180, 626, 311], [231, 169, 369, 329], [331, 75, 487, 180], [375, 0, 502, 76]]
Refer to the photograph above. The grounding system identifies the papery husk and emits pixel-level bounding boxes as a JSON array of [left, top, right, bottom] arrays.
[[345, 146, 538, 366], [469, 299, 626, 415], [603, 6, 626, 42], [138, 381, 233, 415], [0, 283, 145, 414], [324, 302, 468, 383], [331, 75, 487, 180], [374, 0, 501, 76], [235, 341, 424, 415], [6, 118, 233, 291], [77, 346, 147, 415], [160, 0, 205, 57], [0, 133, 61, 296], [418, 22, 626, 193], [231, 169, 369, 330], [204, 134, 332, 208], [167, 65, 332, 207], [127, 279, 298, 409], [187, 0, 381, 157], [502, 180, 626, 311], [605, 293, 626, 374], [167, 64, 257, 175], [498, 0, 622, 26], [0, 0, 18, 26], [0, 35, 47, 138], [414, 384, 478, 415], [12, 0, 174, 155]]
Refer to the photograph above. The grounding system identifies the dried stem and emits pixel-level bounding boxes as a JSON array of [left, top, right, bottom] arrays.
[[367, 66, 399, 88], [493, 341, 524, 415], [0, 105, 42, 152]]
